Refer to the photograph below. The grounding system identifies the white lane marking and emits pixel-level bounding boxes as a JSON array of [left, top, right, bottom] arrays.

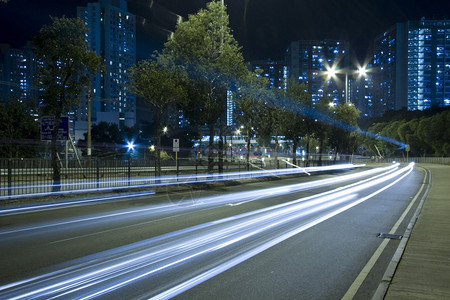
[[342, 166, 427, 300], [226, 195, 267, 207]]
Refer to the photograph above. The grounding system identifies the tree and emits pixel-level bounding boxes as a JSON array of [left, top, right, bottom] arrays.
[[33, 17, 101, 190], [128, 59, 188, 175], [161, 1, 247, 173], [329, 102, 360, 159], [78, 122, 124, 158], [398, 119, 423, 156], [417, 112, 449, 157], [314, 97, 333, 165], [234, 71, 268, 170], [280, 80, 312, 165], [267, 89, 286, 168], [379, 120, 404, 156], [0, 98, 40, 158]]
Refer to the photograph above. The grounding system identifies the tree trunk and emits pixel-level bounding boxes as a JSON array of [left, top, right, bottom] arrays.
[[218, 120, 224, 174], [292, 140, 297, 166], [218, 136, 224, 174], [246, 129, 251, 171], [208, 123, 215, 174], [318, 138, 324, 166], [155, 116, 162, 177], [51, 114, 62, 192], [275, 135, 279, 169], [305, 134, 310, 167]]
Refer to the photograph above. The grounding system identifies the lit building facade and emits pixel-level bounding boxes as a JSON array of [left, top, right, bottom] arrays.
[[373, 23, 409, 116], [250, 59, 287, 91], [352, 67, 374, 117], [76, 0, 136, 138], [374, 20, 450, 115], [0, 43, 38, 104], [286, 40, 350, 106], [407, 20, 450, 110]]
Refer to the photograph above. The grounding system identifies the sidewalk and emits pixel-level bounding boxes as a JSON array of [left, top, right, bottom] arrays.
[[385, 164, 450, 299]]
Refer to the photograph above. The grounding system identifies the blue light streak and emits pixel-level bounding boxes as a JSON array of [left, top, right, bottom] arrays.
[[0, 163, 415, 299]]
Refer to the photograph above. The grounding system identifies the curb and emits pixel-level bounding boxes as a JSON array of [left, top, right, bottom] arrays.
[[371, 166, 432, 299]]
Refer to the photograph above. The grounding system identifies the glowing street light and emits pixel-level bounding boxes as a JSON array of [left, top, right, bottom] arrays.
[[325, 65, 337, 79], [324, 64, 369, 103], [126, 141, 135, 152], [357, 66, 368, 77]]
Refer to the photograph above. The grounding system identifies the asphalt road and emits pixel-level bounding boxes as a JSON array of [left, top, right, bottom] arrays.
[[0, 163, 426, 299]]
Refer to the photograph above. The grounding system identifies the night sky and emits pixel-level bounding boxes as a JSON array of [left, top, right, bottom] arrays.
[[1, 0, 448, 62]]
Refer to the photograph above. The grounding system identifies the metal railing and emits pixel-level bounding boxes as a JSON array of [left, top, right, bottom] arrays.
[[0, 155, 347, 198]]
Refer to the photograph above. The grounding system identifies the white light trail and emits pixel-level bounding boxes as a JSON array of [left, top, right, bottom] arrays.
[[0, 163, 415, 299], [0, 164, 364, 201], [0, 164, 398, 236]]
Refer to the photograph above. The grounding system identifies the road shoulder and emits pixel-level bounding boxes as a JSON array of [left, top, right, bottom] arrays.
[[384, 164, 450, 299]]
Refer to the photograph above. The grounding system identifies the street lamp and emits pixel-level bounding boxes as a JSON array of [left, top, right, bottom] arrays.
[[357, 66, 367, 77], [126, 141, 135, 152], [324, 64, 369, 104]]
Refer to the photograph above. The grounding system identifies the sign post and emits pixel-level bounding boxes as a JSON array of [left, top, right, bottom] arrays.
[[173, 139, 180, 176]]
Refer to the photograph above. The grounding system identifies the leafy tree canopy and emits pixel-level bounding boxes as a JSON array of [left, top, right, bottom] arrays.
[[0, 98, 40, 158]]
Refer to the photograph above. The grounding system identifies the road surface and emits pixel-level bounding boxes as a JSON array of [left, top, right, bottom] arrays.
[[0, 163, 427, 299]]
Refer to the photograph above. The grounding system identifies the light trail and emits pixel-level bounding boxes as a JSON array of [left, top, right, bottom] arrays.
[[0, 164, 398, 236], [0, 164, 387, 217], [0, 163, 414, 299], [0, 163, 363, 201]]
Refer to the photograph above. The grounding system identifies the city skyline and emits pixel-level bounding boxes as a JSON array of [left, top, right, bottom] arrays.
[[1, 0, 449, 120], [1, 0, 448, 62]]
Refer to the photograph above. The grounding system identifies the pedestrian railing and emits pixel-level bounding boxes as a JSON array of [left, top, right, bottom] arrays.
[[0, 156, 349, 199]]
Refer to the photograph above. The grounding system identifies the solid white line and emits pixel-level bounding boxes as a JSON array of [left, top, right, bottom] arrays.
[[152, 164, 414, 300], [342, 165, 427, 300], [371, 167, 431, 300]]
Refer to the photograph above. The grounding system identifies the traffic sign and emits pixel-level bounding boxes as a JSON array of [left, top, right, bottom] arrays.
[[173, 138, 179, 152], [41, 116, 69, 141]]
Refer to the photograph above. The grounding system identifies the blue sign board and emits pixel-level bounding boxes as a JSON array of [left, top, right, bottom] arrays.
[[41, 116, 69, 141]]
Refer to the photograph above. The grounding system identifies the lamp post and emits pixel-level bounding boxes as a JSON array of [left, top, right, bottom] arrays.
[[324, 65, 368, 104]]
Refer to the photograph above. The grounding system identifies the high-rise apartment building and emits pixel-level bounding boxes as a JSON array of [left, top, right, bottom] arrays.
[[0, 43, 38, 104], [373, 23, 409, 116], [250, 59, 287, 91], [286, 40, 350, 106], [76, 0, 136, 138], [374, 20, 450, 115], [407, 20, 450, 110], [352, 69, 374, 117]]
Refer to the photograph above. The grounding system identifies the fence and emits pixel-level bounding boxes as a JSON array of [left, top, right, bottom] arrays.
[[0, 155, 347, 198], [2, 155, 446, 199]]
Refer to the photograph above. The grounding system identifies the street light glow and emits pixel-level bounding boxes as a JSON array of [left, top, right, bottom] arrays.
[[126, 141, 135, 151], [325, 65, 337, 79], [357, 66, 368, 77]]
